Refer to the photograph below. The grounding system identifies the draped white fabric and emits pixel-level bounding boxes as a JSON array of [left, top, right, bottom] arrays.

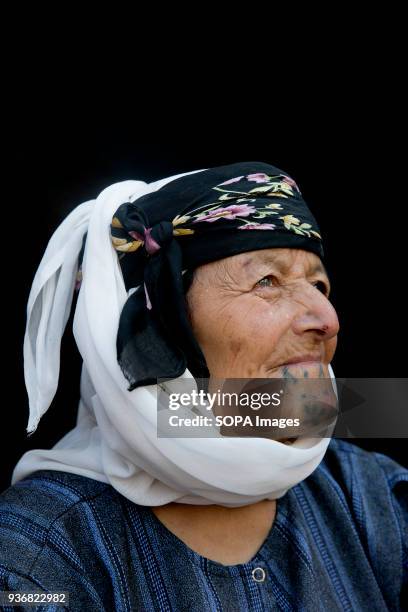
[[13, 170, 337, 507]]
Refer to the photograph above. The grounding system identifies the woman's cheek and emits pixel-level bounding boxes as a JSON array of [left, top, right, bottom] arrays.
[[250, 298, 289, 336], [234, 307, 283, 360]]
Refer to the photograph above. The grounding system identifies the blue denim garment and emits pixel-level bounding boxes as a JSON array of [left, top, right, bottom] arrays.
[[0, 439, 407, 611]]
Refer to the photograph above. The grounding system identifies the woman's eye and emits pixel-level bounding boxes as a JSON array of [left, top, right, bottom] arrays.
[[313, 280, 329, 296], [255, 277, 329, 295], [256, 276, 276, 288]]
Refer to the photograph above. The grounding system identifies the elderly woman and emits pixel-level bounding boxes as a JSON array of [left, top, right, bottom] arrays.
[[0, 162, 406, 611]]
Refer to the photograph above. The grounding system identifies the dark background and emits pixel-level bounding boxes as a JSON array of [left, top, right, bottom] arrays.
[[3, 107, 407, 493]]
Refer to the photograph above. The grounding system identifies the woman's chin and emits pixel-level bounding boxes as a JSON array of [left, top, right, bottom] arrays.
[[264, 361, 328, 378]]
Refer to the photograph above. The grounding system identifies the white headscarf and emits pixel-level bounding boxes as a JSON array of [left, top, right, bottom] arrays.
[[12, 169, 338, 507]]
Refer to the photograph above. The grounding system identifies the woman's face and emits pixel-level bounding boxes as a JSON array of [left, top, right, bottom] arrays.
[[186, 248, 339, 379]]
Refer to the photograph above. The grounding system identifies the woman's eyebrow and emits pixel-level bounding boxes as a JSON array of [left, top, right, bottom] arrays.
[[242, 253, 286, 270], [242, 254, 329, 278], [310, 261, 328, 276]]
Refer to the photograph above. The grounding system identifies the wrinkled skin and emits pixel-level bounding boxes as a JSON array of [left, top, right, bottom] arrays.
[[185, 248, 339, 380]]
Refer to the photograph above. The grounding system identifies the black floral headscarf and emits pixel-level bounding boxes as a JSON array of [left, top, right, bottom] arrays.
[[110, 161, 324, 390]]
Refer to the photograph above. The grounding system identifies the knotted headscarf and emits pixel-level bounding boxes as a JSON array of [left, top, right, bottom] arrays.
[[13, 162, 337, 507]]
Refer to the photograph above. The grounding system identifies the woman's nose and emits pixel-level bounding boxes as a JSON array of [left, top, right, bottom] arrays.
[[292, 284, 340, 339]]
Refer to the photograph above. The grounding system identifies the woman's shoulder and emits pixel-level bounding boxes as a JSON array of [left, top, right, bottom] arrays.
[[319, 438, 408, 492], [306, 438, 408, 517], [0, 470, 117, 583], [299, 439, 407, 584]]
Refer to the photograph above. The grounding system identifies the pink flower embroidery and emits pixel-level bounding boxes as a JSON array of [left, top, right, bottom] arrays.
[[218, 176, 244, 186], [129, 227, 161, 255], [282, 176, 300, 190], [246, 173, 270, 183], [238, 223, 276, 230], [193, 204, 256, 223]]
